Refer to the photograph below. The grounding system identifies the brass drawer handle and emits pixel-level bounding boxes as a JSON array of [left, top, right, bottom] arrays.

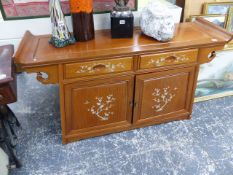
[[0, 94, 3, 100], [92, 64, 106, 70]]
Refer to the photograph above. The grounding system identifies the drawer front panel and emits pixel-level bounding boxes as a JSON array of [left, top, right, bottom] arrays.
[[65, 57, 133, 79], [140, 49, 198, 69]]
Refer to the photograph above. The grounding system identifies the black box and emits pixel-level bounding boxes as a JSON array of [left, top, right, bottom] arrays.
[[111, 15, 134, 38]]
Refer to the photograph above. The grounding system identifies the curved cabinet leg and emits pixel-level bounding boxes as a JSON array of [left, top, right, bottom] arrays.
[[198, 46, 224, 64], [24, 65, 59, 84]]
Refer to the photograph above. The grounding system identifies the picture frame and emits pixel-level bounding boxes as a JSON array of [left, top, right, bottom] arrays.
[[189, 14, 227, 28], [226, 6, 233, 32], [225, 7, 233, 50], [203, 2, 233, 15], [215, 0, 233, 2], [195, 50, 233, 102], [224, 42, 233, 50]]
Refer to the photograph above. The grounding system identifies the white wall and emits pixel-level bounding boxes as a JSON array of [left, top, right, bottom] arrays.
[[0, 0, 147, 47], [0, 14, 130, 48], [0, 0, 178, 48]]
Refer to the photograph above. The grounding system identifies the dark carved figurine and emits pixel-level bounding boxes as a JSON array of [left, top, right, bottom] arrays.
[[114, 0, 130, 11], [115, 0, 129, 6]]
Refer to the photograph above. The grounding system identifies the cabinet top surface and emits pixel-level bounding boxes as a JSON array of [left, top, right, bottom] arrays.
[[15, 19, 232, 68], [0, 45, 14, 84]]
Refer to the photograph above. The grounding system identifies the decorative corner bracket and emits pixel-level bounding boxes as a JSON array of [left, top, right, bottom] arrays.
[[25, 65, 59, 84], [198, 46, 224, 64]]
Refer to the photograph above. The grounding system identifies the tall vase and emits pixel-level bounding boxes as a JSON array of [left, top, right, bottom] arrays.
[[70, 0, 95, 41], [49, 0, 75, 48]]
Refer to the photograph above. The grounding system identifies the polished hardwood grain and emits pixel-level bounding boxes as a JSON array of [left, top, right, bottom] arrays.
[[0, 85, 16, 105], [15, 18, 232, 68], [14, 18, 233, 144], [0, 45, 14, 84], [0, 45, 17, 105]]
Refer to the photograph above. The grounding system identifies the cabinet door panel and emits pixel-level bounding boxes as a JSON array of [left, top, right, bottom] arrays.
[[134, 67, 196, 124], [64, 76, 134, 137]]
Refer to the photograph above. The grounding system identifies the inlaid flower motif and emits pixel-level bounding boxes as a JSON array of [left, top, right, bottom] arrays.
[[148, 54, 189, 66], [152, 86, 178, 112], [84, 94, 116, 121], [76, 63, 125, 74]]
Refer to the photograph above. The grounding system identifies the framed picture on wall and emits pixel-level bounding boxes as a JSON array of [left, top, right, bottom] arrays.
[[203, 2, 233, 15], [0, 0, 138, 20], [226, 7, 233, 32], [195, 51, 233, 102], [189, 14, 227, 28], [224, 7, 233, 50]]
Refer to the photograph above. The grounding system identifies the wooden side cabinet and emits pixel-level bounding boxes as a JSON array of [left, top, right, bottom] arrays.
[[14, 18, 233, 144]]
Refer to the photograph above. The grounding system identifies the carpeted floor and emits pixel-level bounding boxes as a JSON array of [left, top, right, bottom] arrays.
[[9, 73, 233, 175]]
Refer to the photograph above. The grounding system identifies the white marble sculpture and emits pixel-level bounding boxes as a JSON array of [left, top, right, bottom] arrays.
[[140, 0, 176, 42]]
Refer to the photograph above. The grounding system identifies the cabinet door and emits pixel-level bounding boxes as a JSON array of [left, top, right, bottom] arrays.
[[133, 67, 196, 125], [64, 75, 134, 140]]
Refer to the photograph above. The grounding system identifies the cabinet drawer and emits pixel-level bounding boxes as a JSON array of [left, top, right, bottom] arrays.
[[65, 57, 133, 79], [140, 49, 198, 70]]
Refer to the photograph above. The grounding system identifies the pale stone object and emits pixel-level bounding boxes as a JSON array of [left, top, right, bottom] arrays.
[[0, 148, 9, 175], [140, 1, 176, 42]]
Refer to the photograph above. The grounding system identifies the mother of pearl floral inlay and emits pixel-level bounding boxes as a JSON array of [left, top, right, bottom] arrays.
[[84, 94, 116, 121], [152, 86, 178, 112], [148, 54, 189, 67], [76, 63, 125, 74]]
